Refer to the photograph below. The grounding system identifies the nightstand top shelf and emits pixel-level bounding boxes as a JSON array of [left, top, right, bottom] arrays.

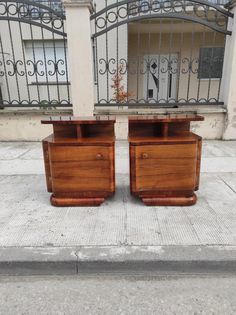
[[41, 116, 115, 125], [128, 114, 204, 139], [41, 116, 115, 140], [129, 114, 204, 123]]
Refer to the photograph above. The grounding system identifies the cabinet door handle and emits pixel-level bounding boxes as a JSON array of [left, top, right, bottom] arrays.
[[96, 153, 103, 160], [142, 153, 149, 159]]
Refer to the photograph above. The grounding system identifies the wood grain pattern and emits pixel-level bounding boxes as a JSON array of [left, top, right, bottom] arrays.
[[135, 143, 197, 159], [136, 172, 197, 191], [129, 115, 204, 206], [129, 114, 204, 123], [42, 117, 115, 207], [51, 195, 105, 207], [49, 145, 110, 162], [53, 124, 77, 139], [42, 116, 115, 125], [51, 176, 111, 193], [136, 157, 197, 177], [42, 138, 52, 193], [142, 194, 197, 206], [195, 138, 202, 191]]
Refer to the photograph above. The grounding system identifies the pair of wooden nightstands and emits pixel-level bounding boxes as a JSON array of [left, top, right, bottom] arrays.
[[42, 115, 204, 207]]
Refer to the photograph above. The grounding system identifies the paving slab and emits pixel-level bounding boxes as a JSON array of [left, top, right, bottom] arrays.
[[0, 172, 236, 247], [0, 140, 236, 274]]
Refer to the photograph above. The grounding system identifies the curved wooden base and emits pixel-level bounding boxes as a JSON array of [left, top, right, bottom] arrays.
[[50, 195, 105, 207], [141, 193, 197, 206]]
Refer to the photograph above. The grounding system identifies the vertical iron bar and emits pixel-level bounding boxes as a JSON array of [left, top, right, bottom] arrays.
[[62, 20, 70, 104], [105, 0, 109, 102], [157, 19, 162, 102], [124, 0, 129, 103], [207, 31, 216, 101], [217, 33, 226, 102], [176, 20, 184, 102], [0, 33, 11, 103], [186, 22, 194, 101], [116, 0, 119, 105], [52, 26, 61, 103], [17, 2, 31, 104], [146, 20, 151, 100], [197, 25, 206, 102], [7, 18, 21, 102], [29, 23, 41, 102], [136, 22, 140, 101], [41, 26, 51, 103], [167, 18, 173, 101], [125, 0, 129, 105], [94, 3, 100, 104]]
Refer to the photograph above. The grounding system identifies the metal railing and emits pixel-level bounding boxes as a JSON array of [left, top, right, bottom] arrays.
[[91, 0, 232, 108], [0, 0, 71, 108]]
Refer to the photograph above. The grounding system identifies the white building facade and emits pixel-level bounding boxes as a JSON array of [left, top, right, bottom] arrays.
[[0, 0, 236, 140]]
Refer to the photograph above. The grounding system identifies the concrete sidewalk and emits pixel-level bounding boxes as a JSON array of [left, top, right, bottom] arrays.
[[0, 140, 236, 275]]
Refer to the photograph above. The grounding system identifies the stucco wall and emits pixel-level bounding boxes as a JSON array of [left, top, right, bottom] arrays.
[[0, 107, 226, 141], [0, 110, 72, 141]]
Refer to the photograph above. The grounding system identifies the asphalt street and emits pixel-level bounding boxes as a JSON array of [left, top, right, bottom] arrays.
[[0, 274, 236, 314]]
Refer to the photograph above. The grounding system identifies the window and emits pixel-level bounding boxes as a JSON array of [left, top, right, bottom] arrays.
[[198, 47, 224, 79], [25, 40, 68, 84]]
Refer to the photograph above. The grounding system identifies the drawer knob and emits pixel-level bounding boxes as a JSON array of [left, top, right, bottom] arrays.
[[142, 153, 149, 159], [96, 153, 103, 159]]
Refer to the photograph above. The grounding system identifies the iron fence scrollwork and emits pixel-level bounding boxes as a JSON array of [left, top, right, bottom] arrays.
[[91, 0, 233, 108], [0, 0, 71, 108]]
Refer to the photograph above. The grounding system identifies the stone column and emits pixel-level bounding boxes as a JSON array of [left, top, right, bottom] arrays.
[[63, 0, 94, 116], [221, 0, 236, 139]]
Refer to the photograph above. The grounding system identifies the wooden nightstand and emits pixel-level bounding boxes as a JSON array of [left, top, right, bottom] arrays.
[[128, 115, 204, 206], [41, 116, 115, 207]]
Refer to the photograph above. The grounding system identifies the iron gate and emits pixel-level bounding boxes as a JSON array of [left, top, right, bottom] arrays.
[[91, 0, 233, 108], [0, 0, 71, 108]]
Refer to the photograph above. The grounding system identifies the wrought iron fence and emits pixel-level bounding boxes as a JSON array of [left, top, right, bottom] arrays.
[[0, 0, 71, 108], [91, 0, 232, 108]]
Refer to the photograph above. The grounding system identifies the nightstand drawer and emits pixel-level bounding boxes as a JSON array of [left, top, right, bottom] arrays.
[[136, 143, 197, 160], [50, 145, 110, 162]]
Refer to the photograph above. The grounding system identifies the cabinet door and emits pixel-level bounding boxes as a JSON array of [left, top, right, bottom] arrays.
[[49, 145, 113, 193], [135, 143, 198, 192]]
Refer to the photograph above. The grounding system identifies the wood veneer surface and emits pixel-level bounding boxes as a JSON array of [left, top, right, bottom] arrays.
[[41, 116, 115, 125], [42, 116, 116, 207], [129, 114, 204, 206]]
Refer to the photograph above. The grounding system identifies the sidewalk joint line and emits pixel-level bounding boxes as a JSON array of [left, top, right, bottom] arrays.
[[182, 207, 202, 244], [218, 175, 236, 194]]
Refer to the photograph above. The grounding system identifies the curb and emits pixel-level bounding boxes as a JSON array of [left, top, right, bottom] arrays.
[[1, 245, 236, 275]]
